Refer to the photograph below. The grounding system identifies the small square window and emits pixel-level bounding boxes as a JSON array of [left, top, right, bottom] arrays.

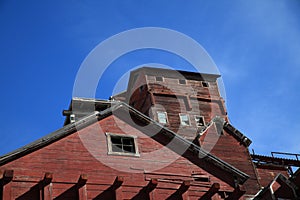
[[106, 133, 139, 156], [179, 79, 186, 84], [195, 116, 205, 127], [202, 81, 209, 87], [157, 111, 168, 125], [156, 76, 163, 82], [179, 114, 190, 126]]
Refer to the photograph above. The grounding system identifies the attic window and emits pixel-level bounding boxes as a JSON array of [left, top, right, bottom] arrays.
[[179, 79, 186, 84], [157, 111, 168, 125], [156, 76, 163, 82], [195, 116, 205, 127], [202, 81, 209, 87], [106, 133, 139, 156], [179, 114, 190, 126]]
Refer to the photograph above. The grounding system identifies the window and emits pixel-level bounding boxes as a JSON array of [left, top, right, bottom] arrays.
[[179, 79, 186, 84], [195, 116, 205, 127], [157, 111, 168, 125], [202, 81, 209, 87], [106, 133, 139, 156], [179, 114, 190, 126], [156, 76, 163, 82]]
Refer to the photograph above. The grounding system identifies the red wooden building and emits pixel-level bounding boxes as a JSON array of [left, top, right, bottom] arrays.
[[0, 67, 299, 199]]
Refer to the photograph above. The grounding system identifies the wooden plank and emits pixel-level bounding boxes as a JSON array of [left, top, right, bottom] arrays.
[[43, 183, 53, 200], [78, 185, 87, 200]]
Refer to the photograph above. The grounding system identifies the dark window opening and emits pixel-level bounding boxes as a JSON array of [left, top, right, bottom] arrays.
[[195, 116, 205, 127], [202, 81, 209, 87], [179, 79, 186, 84], [193, 176, 210, 182], [156, 76, 163, 82]]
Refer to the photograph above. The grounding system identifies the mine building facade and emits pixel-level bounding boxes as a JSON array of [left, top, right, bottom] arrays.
[[0, 67, 299, 199]]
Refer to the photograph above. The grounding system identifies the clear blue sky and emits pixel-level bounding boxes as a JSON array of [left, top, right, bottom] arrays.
[[0, 1, 299, 158]]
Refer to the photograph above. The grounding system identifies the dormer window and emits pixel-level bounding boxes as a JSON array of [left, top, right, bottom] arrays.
[[106, 133, 139, 157], [202, 81, 209, 87], [156, 76, 163, 82], [157, 111, 168, 125], [195, 116, 205, 127], [179, 114, 190, 126]]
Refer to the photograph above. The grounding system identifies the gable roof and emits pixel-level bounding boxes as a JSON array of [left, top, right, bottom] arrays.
[[0, 100, 249, 186]]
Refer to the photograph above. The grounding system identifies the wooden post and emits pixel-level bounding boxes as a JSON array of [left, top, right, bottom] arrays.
[[178, 180, 190, 194], [113, 176, 124, 200], [146, 178, 158, 193], [77, 174, 88, 200], [147, 178, 158, 200], [199, 183, 220, 200], [1, 170, 14, 200], [39, 172, 53, 200]]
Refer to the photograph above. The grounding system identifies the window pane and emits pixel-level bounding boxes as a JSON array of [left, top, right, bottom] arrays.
[[112, 144, 123, 152], [180, 114, 190, 126], [111, 136, 122, 144], [122, 137, 134, 145], [157, 112, 167, 124], [123, 145, 135, 153]]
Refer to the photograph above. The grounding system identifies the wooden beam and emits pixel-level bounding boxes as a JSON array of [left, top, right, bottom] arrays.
[[78, 174, 88, 200], [199, 183, 220, 200], [39, 172, 53, 200], [225, 186, 246, 200], [112, 176, 124, 189], [166, 181, 191, 200], [113, 176, 124, 200], [178, 180, 190, 194], [146, 178, 158, 193], [0, 170, 14, 182], [77, 174, 88, 187], [43, 172, 53, 185], [1, 170, 14, 200]]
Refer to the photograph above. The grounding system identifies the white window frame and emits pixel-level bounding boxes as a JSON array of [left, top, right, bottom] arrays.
[[179, 113, 190, 126], [157, 111, 168, 125], [195, 115, 205, 127], [106, 133, 140, 157]]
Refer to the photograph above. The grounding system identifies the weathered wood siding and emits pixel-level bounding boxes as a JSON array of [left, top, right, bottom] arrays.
[[0, 115, 236, 199]]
